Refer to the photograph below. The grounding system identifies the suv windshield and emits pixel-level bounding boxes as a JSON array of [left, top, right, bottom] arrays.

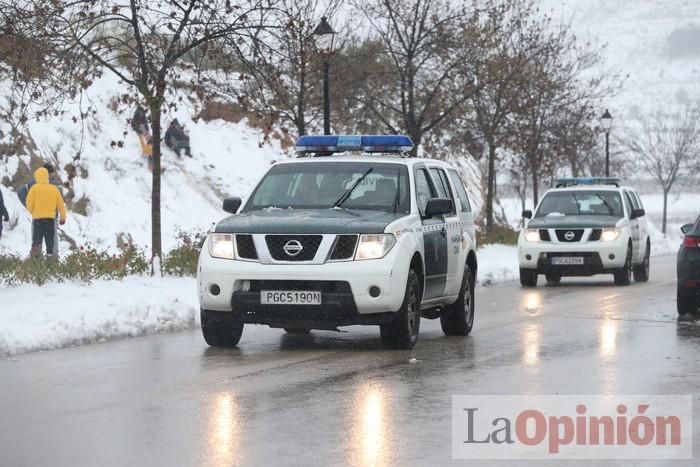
[[535, 190, 624, 218], [245, 162, 410, 212]]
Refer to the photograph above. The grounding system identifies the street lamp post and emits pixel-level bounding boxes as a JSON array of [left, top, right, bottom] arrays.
[[600, 109, 613, 177], [312, 17, 336, 135]]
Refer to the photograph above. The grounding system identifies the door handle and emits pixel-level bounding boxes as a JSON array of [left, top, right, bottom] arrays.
[[440, 226, 447, 238]]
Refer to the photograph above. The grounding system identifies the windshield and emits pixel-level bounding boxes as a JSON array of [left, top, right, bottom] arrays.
[[244, 162, 410, 212], [535, 190, 624, 218]]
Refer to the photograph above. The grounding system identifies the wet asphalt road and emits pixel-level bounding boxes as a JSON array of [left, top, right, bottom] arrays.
[[1, 255, 699, 467]]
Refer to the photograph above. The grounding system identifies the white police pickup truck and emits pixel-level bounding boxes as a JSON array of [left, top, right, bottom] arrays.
[[518, 177, 650, 287], [197, 135, 478, 349]]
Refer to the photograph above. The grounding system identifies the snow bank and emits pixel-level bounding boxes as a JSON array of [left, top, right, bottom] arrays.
[[0, 277, 199, 357], [477, 244, 519, 286]]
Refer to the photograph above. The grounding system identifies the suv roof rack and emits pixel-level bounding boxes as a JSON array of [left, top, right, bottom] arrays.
[[295, 135, 414, 157], [554, 177, 621, 188]]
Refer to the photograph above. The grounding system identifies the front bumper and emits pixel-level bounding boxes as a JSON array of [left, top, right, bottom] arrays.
[[518, 236, 628, 275], [197, 245, 410, 323]]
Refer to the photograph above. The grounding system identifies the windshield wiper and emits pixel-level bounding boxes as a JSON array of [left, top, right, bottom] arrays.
[[594, 193, 615, 216], [332, 168, 373, 208]]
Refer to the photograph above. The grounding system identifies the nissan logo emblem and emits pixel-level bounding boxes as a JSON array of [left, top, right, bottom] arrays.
[[564, 231, 575, 241], [283, 240, 303, 257]]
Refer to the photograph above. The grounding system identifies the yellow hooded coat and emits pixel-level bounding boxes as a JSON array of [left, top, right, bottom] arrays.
[[26, 167, 67, 221]]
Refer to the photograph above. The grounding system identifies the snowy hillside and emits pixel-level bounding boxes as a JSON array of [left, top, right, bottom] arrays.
[[543, 0, 700, 115], [0, 73, 282, 255]]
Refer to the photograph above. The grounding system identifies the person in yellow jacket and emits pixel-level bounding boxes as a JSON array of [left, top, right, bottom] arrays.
[[26, 167, 67, 257]]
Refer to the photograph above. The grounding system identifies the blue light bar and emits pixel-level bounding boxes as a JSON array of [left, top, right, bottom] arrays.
[[554, 177, 621, 187], [295, 135, 414, 154]]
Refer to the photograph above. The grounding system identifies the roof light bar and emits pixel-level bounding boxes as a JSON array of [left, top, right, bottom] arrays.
[[295, 135, 414, 154], [554, 177, 621, 188]]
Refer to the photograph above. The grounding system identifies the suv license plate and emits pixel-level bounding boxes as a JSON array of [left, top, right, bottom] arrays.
[[551, 257, 584, 265], [260, 291, 322, 305]]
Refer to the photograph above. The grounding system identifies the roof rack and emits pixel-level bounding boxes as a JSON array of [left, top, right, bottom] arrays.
[[554, 177, 621, 188], [295, 135, 414, 157]]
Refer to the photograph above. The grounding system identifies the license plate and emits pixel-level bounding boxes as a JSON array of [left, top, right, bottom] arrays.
[[551, 256, 584, 265], [260, 290, 322, 305]]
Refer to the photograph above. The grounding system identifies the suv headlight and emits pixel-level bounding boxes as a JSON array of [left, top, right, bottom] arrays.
[[209, 233, 235, 259], [601, 228, 621, 242], [355, 234, 396, 260], [524, 229, 540, 242]]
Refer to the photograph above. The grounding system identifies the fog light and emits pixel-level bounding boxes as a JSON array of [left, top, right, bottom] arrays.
[[609, 254, 615, 260], [210, 284, 221, 296], [369, 286, 381, 298], [525, 254, 532, 261]]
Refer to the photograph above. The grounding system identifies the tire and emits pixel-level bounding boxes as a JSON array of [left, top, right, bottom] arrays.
[[545, 274, 561, 285], [614, 245, 633, 286], [677, 288, 697, 316], [440, 265, 475, 336], [633, 242, 650, 282], [520, 268, 538, 287], [380, 269, 421, 349], [201, 309, 244, 347], [284, 328, 311, 334]]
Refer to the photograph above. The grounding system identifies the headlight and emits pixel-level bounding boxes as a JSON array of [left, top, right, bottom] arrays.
[[209, 233, 235, 259], [524, 229, 540, 242], [355, 234, 396, 260], [601, 228, 620, 242]]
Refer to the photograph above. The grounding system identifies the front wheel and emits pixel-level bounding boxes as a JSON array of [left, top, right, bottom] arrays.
[[633, 242, 650, 282], [201, 309, 244, 347], [284, 328, 311, 335], [614, 246, 633, 286], [440, 265, 475, 336], [520, 268, 538, 287], [380, 269, 421, 349]]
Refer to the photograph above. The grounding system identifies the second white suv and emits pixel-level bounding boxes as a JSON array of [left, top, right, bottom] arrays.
[[518, 178, 650, 287]]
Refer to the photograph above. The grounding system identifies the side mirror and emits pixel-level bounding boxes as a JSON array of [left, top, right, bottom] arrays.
[[424, 198, 453, 218], [630, 208, 645, 219], [223, 197, 242, 214], [522, 210, 533, 219], [681, 223, 694, 235]]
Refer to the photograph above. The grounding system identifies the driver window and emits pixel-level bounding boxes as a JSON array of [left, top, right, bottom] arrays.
[[415, 169, 435, 214], [623, 191, 634, 217]]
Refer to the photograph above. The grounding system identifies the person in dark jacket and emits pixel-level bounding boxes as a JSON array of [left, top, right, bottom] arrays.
[[131, 105, 149, 136], [0, 187, 9, 240], [164, 119, 192, 158]]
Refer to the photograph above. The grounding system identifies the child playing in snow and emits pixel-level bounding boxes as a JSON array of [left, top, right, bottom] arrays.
[[0, 187, 9, 240]]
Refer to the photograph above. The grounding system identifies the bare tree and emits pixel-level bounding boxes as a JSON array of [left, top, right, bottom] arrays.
[[354, 0, 482, 156], [5, 0, 274, 264], [620, 103, 700, 234]]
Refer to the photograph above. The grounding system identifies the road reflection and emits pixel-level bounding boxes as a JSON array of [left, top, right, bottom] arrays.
[[350, 382, 391, 467], [205, 391, 241, 467], [599, 319, 618, 357], [521, 322, 541, 365]]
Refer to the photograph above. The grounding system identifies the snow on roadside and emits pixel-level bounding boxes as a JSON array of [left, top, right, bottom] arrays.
[[477, 244, 519, 286], [0, 277, 199, 357]]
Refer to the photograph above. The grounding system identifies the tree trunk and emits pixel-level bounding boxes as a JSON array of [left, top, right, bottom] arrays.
[[662, 188, 669, 236], [485, 142, 496, 232], [531, 158, 539, 207], [149, 105, 163, 269], [409, 132, 421, 157]]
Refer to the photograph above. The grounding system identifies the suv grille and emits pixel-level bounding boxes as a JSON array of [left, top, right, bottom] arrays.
[[555, 229, 584, 242], [589, 229, 602, 241], [265, 235, 322, 261], [236, 234, 258, 260], [330, 235, 358, 260]]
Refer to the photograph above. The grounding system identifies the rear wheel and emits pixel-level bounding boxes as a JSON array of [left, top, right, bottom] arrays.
[[380, 269, 421, 349], [633, 242, 650, 282], [520, 268, 538, 287], [201, 309, 244, 347], [677, 288, 697, 315], [440, 265, 475, 336], [614, 246, 633, 286], [284, 328, 311, 334], [545, 273, 561, 285]]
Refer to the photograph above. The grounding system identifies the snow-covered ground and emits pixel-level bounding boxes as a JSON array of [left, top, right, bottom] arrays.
[[0, 277, 199, 357]]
